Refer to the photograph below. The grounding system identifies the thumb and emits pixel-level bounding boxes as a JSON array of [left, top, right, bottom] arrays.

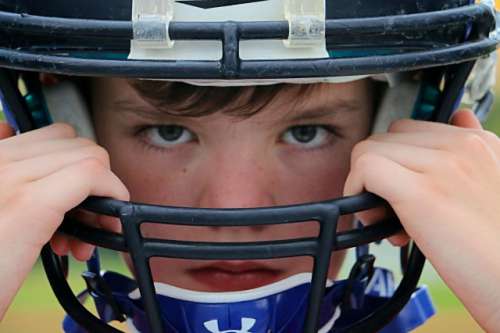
[[0, 122, 14, 139], [450, 109, 482, 129]]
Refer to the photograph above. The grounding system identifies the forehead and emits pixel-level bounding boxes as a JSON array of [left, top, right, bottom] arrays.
[[254, 80, 372, 121], [93, 78, 372, 121]]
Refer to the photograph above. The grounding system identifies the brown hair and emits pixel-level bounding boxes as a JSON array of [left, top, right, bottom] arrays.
[[128, 80, 320, 118]]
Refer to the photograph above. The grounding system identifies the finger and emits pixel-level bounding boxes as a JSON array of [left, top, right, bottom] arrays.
[[30, 158, 129, 210], [368, 129, 500, 157], [344, 154, 423, 246], [388, 119, 454, 133], [50, 230, 95, 261], [388, 113, 481, 134], [0, 122, 14, 139], [39, 73, 60, 86], [50, 233, 94, 262], [351, 140, 447, 174], [69, 238, 95, 262], [352, 139, 497, 186], [1, 162, 128, 248], [67, 208, 121, 233], [50, 209, 97, 260], [450, 109, 483, 129], [0, 123, 77, 146], [1, 137, 95, 163], [50, 233, 70, 256], [0, 145, 111, 185], [344, 153, 423, 205], [388, 233, 410, 247], [65, 210, 116, 262], [355, 207, 410, 247], [11, 159, 128, 243]]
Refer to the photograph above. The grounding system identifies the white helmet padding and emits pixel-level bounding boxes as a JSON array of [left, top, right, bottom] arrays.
[[42, 82, 96, 141], [372, 78, 420, 134]]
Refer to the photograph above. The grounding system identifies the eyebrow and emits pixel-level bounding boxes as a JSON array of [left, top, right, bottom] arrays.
[[284, 99, 363, 123], [112, 97, 362, 122], [112, 99, 173, 120]]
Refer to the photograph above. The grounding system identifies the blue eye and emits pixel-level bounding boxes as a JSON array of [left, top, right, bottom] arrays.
[[145, 125, 194, 147], [282, 125, 331, 148]]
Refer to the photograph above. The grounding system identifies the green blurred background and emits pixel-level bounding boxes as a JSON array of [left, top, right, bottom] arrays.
[[2, 73, 500, 332]]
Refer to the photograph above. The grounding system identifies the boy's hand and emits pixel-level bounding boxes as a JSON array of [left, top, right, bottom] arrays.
[[0, 122, 129, 319], [344, 110, 500, 331]]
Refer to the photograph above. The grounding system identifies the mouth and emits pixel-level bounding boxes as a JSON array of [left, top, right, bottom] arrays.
[[187, 261, 285, 292]]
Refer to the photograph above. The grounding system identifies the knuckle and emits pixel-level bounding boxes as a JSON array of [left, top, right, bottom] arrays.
[[0, 154, 7, 167], [351, 141, 370, 162], [462, 133, 489, 153], [74, 137, 95, 147], [87, 145, 110, 166], [78, 157, 106, 174], [0, 163, 14, 178], [389, 234, 410, 247], [0, 144, 11, 156], [388, 119, 411, 132], [368, 133, 384, 141], [6, 186, 32, 211], [354, 152, 377, 171], [440, 153, 462, 172], [50, 123, 77, 138], [7, 187, 64, 231], [421, 173, 449, 201], [437, 152, 474, 179], [479, 130, 499, 143]]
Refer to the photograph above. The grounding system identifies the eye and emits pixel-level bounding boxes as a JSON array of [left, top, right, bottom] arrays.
[[282, 125, 332, 148], [144, 125, 195, 147]]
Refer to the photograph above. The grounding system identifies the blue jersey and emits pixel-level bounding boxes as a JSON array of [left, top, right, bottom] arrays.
[[63, 268, 434, 333]]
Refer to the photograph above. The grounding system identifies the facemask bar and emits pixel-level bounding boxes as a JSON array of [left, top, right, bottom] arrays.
[[0, 3, 496, 79], [116, 196, 352, 332], [50, 194, 412, 333]]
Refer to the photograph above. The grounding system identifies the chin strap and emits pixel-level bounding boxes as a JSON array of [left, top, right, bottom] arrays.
[[63, 266, 435, 333]]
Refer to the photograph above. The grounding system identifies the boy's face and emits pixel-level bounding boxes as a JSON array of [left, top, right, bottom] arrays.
[[91, 78, 374, 292]]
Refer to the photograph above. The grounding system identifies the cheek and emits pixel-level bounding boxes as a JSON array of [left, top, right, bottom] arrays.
[[275, 146, 353, 204], [113, 156, 180, 203], [98, 131, 203, 206]]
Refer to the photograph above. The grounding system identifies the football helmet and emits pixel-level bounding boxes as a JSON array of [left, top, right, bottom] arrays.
[[0, 0, 498, 332]]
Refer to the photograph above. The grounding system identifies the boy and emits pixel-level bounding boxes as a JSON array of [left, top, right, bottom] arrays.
[[0, 0, 499, 332]]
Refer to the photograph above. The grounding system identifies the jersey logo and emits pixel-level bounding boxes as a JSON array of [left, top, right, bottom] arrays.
[[204, 317, 256, 333], [177, 0, 268, 9], [365, 268, 395, 298]]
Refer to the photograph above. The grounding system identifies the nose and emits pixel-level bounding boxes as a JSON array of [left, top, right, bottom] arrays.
[[197, 151, 277, 210], [196, 150, 277, 237]]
